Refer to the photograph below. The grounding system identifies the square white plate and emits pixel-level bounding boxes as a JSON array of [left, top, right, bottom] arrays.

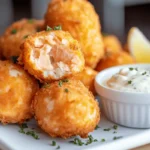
[[0, 114, 150, 150]]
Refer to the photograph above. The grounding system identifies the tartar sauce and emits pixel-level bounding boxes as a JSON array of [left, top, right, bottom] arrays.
[[107, 67, 150, 93]]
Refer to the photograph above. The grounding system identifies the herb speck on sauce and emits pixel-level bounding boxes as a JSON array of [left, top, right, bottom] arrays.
[[107, 68, 150, 93]]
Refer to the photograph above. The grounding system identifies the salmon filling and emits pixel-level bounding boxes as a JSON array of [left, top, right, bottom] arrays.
[[30, 32, 82, 79]]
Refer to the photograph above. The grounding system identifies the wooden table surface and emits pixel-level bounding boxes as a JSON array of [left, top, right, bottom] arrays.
[[133, 144, 150, 150]]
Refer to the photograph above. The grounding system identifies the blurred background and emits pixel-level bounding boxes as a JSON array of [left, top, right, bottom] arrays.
[[0, 0, 150, 42]]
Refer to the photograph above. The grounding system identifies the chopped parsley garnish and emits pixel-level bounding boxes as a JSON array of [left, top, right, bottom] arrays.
[[58, 80, 63, 87], [56, 145, 60, 149], [42, 83, 50, 88], [129, 67, 134, 71], [95, 125, 100, 130], [101, 138, 105, 142], [104, 128, 111, 131], [128, 80, 132, 84], [46, 26, 52, 31], [142, 72, 146, 75], [19, 128, 25, 134], [20, 123, 28, 129], [26, 131, 39, 140], [19, 123, 28, 134], [62, 79, 69, 82], [113, 125, 118, 130], [51, 141, 56, 146], [64, 88, 69, 93], [23, 35, 29, 39], [85, 135, 97, 145], [70, 135, 97, 146], [113, 136, 123, 140], [19, 124, 39, 140], [69, 138, 84, 146], [58, 79, 69, 87], [28, 19, 34, 24], [54, 25, 62, 30], [50, 141, 60, 149], [11, 29, 17, 34], [11, 56, 19, 64]]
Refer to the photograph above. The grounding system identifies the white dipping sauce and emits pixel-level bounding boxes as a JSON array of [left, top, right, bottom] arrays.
[[107, 67, 150, 93]]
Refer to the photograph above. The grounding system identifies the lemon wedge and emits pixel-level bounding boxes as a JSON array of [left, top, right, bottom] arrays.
[[128, 27, 150, 63]]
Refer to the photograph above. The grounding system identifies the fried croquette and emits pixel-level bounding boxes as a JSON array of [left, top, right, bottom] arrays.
[[19, 30, 85, 82], [103, 35, 122, 53], [33, 79, 100, 138], [0, 60, 39, 124], [45, 0, 104, 68], [72, 66, 97, 94], [96, 51, 135, 72], [0, 19, 44, 59]]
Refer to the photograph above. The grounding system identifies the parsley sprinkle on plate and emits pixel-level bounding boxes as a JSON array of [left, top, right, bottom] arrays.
[[51, 141, 56, 146], [113, 125, 118, 130], [113, 136, 123, 140], [95, 125, 100, 130], [104, 128, 111, 131]]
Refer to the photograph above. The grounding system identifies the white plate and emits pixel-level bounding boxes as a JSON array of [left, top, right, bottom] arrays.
[[0, 114, 150, 150]]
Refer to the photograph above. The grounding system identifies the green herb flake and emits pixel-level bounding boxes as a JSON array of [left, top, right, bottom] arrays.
[[113, 136, 123, 140], [101, 138, 105, 142], [20, 123, 28, 129], [19, 123, 28, 134], [42, 83, 50, 88], [69, 138, 84, 146], [54, 25, 62, 30], [10, 56, 19, 64], [104, 128, 111, 131], [23, 35, 29, 39], [85, 135, 97, 145], [58, 79, 69, 87], [58, 80, 63, 87], [19, 128, 25, 134], [129, 67, 134, 71], [142, 72, 146, 75], [113, 125, 118, 130], [11, 29, 17, 34], [64, 88, 69, 93], [95, 125, 100, 130], [113, 131, 117, 134], [62, 79, 69, 82], [26, 131, 39, 140], [51, 141, 56, 146], [46, 26, 52, 31], [128, 80, 132, 84], [56, 145, 60, 149], [28, 19, 34, 24]]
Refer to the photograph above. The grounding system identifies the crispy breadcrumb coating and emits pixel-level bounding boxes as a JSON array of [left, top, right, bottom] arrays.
[[45, 0, 104, 68], [0, 60, 39, 124], [96, 51, 135, 72], [0, 19, 44, 59], [72, 66, 97, 94], [33, 79, 100, 138], [19, 30, 85, 82], [103, 35, 122, 53]]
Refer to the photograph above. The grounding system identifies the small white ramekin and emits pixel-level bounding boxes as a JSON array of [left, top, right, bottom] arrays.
[[95, 64, 150, 128]]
